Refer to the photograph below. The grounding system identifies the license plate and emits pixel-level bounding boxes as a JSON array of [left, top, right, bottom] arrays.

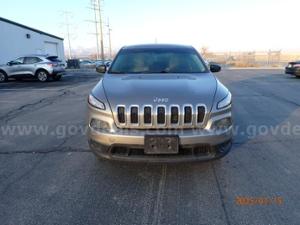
[[144, 135, 179, 154]]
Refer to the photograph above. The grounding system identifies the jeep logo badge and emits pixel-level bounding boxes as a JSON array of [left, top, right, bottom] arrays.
[[153, 97, 169, 103]]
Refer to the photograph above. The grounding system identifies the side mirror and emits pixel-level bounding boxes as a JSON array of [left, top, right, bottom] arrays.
[[7, 61, 12, 66], [210, 63, 221, 73], [96, 65, 107, 73]]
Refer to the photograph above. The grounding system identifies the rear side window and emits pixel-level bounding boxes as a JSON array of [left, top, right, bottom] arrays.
[[24, 57, 42, 64], [47, 56, 61, 62], [11, 57, 24, 65]]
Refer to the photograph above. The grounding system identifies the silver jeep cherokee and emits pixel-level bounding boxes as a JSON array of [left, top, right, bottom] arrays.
[[87, 44, 233, 162], [0, 55, 65, 82]]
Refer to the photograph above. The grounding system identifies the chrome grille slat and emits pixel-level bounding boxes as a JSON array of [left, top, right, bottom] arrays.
[[116, 104, 206, 129]]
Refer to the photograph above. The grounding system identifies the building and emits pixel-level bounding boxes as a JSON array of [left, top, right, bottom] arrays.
[[0, 17, 65, 64]]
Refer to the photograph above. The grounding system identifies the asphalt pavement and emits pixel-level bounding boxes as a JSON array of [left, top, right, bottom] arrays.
[[0, 69, 299, 225]]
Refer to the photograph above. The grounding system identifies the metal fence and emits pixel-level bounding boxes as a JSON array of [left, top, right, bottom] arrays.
[[202, 50, 300, 67]]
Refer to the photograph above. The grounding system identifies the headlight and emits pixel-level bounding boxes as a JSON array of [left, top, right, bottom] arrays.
[[217, 92, 232, 109], [88, 94, 106, 110]]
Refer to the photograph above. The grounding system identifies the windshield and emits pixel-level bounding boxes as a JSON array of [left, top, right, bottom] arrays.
[[109, 48, 207, 74]]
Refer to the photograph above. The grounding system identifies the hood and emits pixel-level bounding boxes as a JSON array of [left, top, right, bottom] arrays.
[[102, 73, 217, 112]]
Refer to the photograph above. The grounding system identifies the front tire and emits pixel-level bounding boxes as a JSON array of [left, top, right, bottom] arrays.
[[295, 68, 300, 77], [213, 140, 232, 160], [0, 71, 8, 83], [36, 70, 49, 82]]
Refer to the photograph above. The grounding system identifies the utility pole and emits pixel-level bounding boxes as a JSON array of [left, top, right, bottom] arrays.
[[88, 0, 100, 59], [107, 18, 112, 59], [88, 0, 105, 61], [97, 0, 105, 61], [61, 11, 73, 59]]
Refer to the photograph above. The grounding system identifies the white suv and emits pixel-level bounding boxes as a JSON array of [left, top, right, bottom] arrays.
[[0, 55, 65, 82]]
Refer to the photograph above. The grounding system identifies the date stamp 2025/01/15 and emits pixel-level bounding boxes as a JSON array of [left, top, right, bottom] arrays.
[[235, 196, 283, 206]]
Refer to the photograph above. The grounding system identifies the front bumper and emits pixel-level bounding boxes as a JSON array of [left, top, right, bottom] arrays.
[[89, 139, 232, 163], [87, 104, 233, 162]]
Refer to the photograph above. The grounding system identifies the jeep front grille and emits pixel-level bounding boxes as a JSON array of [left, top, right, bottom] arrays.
[[130, 106, 139, 124], [144, 106, 152, 124], [197, 106, 206, 123], [184, 106, 192, 124], [115, 105, 207, 129], [170, 106, 179, 124], [157, 107, 166, 124], [117, 106, 125, 124]]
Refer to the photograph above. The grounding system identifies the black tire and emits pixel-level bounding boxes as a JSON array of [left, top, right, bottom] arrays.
[[0, 71, 8, 83], [295, 68, 300, 77], [36, 70, 49, 82], [52, 75, 62, 81], [213, 140, 232, 160]]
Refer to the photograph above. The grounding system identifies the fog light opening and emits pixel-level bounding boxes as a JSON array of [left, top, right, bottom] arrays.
[[90, 119, 110, 132], [211, 117, 232, 131]]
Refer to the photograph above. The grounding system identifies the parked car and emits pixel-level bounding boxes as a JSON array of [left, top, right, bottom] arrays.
[[79, 59, 96, 69], [95, 60, 112, 67], [285, 61, 300, 77], [0, 55, 65, 82], [87, 44, 233, 162], [67, 59, 80, 69]]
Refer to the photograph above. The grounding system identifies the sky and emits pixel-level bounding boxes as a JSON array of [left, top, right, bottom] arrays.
[[1, 0, 300, 55]]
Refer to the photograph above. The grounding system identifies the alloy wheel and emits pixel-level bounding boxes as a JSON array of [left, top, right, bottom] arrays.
[[37, 71, 48, 82], [0, 73, 5, 82]]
